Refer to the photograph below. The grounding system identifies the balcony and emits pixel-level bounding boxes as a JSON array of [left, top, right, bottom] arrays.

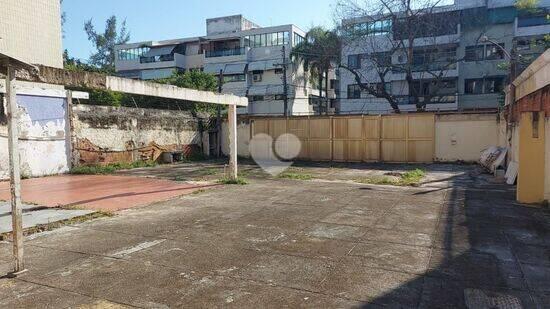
[[140, 54, 175, 64], [205, 47, 247, 58]]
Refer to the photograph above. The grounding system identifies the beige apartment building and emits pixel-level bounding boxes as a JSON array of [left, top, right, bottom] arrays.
[[0, 0, 63, 68]]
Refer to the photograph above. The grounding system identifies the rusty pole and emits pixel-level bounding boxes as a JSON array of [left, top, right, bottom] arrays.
[[5, 64, 26, 276]]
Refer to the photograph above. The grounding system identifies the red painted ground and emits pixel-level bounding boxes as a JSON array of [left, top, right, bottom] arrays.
[[0, 175, 216, 211]]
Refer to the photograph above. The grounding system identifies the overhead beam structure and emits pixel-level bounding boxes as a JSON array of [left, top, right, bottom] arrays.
[[15, 65, 248, 107], [1, 54, 246, 276]]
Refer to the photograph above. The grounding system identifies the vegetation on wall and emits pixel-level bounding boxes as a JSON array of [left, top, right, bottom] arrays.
[[71, 70, 221, 117]]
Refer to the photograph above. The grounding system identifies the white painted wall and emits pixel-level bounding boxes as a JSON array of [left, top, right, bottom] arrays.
[[436, 114, 501, 162], [0, 94, 69, 180]]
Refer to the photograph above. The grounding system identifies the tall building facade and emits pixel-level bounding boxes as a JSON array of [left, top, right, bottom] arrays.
[[339, 0, 550, 114], [115, 15, 321, 115], [0, 0, 63, 68]]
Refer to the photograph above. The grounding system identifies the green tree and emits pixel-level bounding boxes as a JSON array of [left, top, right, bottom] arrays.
[[84, 16, 130, 72], [292, 27, 340, 114], [158, 70, 220, 115]]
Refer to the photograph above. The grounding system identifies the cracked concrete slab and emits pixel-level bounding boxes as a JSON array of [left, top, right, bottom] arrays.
[[0, 163, 548, 308], [0, 202, 94, 234]]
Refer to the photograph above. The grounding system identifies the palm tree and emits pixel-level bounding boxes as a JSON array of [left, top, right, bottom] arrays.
[[292, 27, 341, 114]]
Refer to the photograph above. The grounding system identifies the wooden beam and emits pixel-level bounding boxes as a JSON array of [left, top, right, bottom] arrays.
[[6, 65, 26, 275]]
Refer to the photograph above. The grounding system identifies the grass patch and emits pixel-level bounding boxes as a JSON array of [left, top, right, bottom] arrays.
[[201, 167, 221, 176], [278, 171, 313, 180], [400, 169, 426, 185], [217, 177, 249, 185], [70, 161, 157, 175], [356, 169, 426, 187]]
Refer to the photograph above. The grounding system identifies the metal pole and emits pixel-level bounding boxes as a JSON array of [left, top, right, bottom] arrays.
[[281, 45, 289, 117], [227, 104, 238, 180], [6, 64, 26, 276]]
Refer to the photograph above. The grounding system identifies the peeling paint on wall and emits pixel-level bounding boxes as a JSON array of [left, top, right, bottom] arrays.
[[0, 94, 69, 179], [72, 105, 203, 166]]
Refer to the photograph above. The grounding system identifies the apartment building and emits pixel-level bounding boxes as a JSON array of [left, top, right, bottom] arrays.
[[115, 15, 319, 115], [0, 0, 63, 68], [339, 0, 550, 114]]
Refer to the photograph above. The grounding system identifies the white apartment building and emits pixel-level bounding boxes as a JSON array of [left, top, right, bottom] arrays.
[[339, 0, 550, 114], [0, 0, 63, 68], [115, 15, 319, 115]]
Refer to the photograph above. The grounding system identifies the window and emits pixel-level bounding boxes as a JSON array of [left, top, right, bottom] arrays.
[[484, 77, 505, 93], [394, 11, 459, 39], [465, 44, 506, 62], [275, 94, 285, 100], [274, 68, 284, 74], [485, 43, 505, 60], [347, 84, 361, 99], [347, 19, 392, 36], [372, 52, 392, 67], [293, 32, 305, 46], [348, 54, 361, 69], [117, 47, 150, 61], [375, 82, 392, 94], [465, 79, 483, 94], [249, 95, 264, 101], [410, 47, 457, 71], [518, 10, 550, 27], [223, 74, 246, 83], [465, 46, 484, 61], [465, 77, 505, 94], [244, 31, 290, 48]]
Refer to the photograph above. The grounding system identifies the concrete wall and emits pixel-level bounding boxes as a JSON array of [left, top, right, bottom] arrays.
[[0, 0, 63, 68], [435, 113, 501, 162], [72, 105, 202, 165], [0, 94, 69, 179]]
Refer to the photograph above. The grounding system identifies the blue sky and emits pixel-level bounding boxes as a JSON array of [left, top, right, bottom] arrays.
[[62, 0, 336, 61]]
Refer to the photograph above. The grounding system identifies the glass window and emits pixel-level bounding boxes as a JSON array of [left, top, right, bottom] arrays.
[[518, 14, 550, 27], [254, 35, 261, 48], [272, 33, 279, 46], [266, 33, 272, 47], [484, 77, 505, 93], [485, 43, 505, 60], [223, 74, 246, 83], [347, 84, 361, 99], [348, 54, 361, 69], [283, 32, 290, 44], [465, 46, 484, 61], [465, 79, 484, 94]]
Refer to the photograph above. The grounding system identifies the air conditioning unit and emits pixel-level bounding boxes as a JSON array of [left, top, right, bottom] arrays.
[[253, 73, 262, 82]]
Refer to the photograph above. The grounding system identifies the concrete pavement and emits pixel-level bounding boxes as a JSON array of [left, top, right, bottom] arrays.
[[0, 167, 548, 308]]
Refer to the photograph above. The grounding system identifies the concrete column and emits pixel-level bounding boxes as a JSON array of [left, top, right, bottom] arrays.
[[228, 104, 238, 180], [6, 65, 25, 274]]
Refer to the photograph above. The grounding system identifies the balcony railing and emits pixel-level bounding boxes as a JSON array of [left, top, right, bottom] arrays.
[[205, 47, 246, 58], [396, 95, 457, 105], [140, 54, 175, 64]]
